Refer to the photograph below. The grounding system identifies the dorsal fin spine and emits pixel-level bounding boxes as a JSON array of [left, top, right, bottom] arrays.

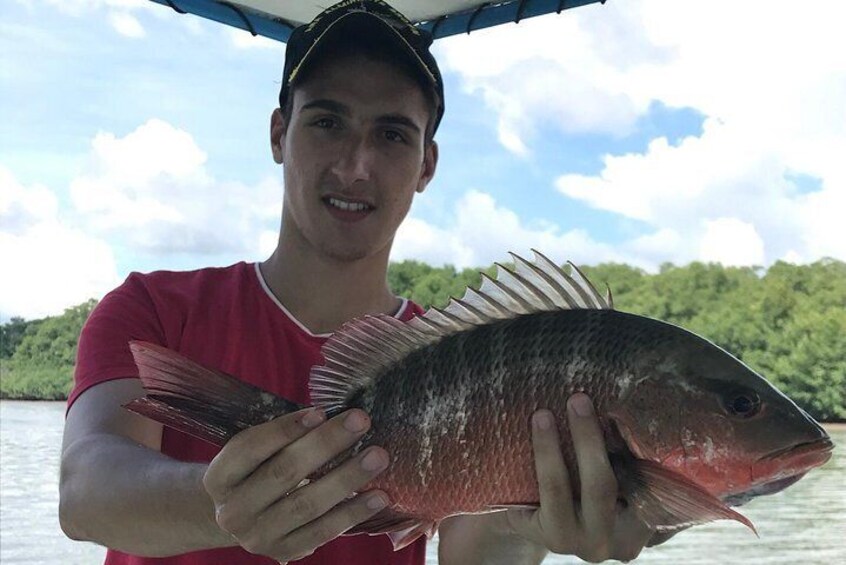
[[509, 252, 564, 309], [530, 249, 585, 308], [433, 307, 468, 328], [407, 316, 444, 335], [447, 297, 490, 324], [501, 260, 556, 310], [568, 261, 606, 308], [477, 274, 519, 315], [493, 263, 538, 312]]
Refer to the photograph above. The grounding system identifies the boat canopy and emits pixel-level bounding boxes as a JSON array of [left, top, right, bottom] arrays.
[[147, 0, 605, 42]]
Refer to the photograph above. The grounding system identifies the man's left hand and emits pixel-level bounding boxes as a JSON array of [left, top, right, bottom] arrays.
[[504, 393, 654, 563]]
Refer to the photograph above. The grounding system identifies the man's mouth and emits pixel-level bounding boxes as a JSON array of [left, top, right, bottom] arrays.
[[324, 196, 374, 212]]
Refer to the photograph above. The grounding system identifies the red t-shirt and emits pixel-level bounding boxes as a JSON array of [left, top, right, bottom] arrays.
[[69, 262, 426, 565]]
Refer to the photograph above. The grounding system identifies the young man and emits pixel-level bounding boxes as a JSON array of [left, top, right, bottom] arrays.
[[60, 1, 656, 563]]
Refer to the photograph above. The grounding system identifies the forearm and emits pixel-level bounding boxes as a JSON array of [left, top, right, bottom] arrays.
[[438, 513, 548, 565], [59, 433, 235, 556]]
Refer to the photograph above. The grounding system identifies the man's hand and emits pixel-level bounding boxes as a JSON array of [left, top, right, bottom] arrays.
[[505, 393, 654, 563], [203, 408, 390, 563]]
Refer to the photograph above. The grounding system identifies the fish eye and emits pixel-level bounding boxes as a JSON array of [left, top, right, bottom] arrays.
[[724, 389, 762, 418]]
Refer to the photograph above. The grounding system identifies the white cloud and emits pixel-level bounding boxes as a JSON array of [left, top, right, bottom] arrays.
[[69, 119, 283, 255], [699, 218, 765, 267], [1, 115, 285, 319], [440, 0, 846, 266], [555, 115, 846, 265], [627, 228, 686, 267], [109, 11, 144, 38], [258, 229, 279, 258], [437, 1, 667, 150], [0, 167, 120, 320], [440, 0, 846, 153], [0, 168, 57, 234], [394, 190, 632, 270]]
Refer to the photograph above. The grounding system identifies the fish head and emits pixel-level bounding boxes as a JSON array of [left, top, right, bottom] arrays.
[[613, 322, 833, 503]]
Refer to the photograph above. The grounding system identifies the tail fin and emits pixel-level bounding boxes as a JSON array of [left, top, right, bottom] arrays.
[[124, 341, 303, 446]]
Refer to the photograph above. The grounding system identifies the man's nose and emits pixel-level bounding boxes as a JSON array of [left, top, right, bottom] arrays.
[[331, 135, 373, 186]]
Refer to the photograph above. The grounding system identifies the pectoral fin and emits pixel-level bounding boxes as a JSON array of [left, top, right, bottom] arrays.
[[623, 459, 757, 535]]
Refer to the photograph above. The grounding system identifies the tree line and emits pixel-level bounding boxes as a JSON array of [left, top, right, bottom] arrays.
[[2, 259, 844, 421]]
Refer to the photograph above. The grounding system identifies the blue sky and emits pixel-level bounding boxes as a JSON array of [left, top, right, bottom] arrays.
[[2, 0, 845, 320]]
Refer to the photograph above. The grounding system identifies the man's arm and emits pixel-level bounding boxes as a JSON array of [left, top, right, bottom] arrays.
[[438, 394, 654, 565], [59, 379, 234, 555], [59, 378, 391, 561], [438, 512, 548, 565]]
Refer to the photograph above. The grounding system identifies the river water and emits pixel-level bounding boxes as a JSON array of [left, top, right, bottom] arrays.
[[1, 400, 843, 564]]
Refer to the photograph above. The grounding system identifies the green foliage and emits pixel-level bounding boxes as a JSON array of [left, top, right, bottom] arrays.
[[0, 365, 74, 400], [2, 260, 844, 421], [1, 317, 39, 359], [1, 300, 96, 400], [388, 261, 491, 308]]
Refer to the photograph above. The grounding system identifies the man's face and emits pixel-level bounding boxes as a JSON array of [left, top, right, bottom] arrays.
[[272, 53, 438, 263]]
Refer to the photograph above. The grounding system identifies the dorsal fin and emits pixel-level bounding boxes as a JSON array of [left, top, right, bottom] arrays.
[[309, 251, 613, 413]]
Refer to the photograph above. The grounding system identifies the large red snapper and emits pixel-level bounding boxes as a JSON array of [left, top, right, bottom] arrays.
[[125, 251, 833, 550]]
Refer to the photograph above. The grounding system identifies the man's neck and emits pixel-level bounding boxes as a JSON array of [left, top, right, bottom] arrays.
[[259, 243, 400, 335]]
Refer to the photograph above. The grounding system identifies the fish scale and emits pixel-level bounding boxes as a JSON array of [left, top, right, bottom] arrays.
[[352, 310, 688, 516], [124, 251, 833, 551]]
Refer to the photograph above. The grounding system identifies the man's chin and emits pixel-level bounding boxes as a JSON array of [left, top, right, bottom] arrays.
[[317, 240, 390, 263]]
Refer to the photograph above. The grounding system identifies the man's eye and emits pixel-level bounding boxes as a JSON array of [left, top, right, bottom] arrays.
[[384, 130, 405, 143], [313, 118, 337, 129]]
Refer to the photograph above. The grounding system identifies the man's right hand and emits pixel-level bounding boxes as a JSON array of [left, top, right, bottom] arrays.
[[203, 408, 391, 563]]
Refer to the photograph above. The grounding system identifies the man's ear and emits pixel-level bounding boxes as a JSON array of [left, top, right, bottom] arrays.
[[416, 141, 439, 194], [270, 108, 286, 164]]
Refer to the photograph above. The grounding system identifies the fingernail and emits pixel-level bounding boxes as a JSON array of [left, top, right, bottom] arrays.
[[344, 410, 369, 433], [569, 393, 593, 417], [361, 448, 388, 472], [302, 408, 325, 428], [366, 492, 388, 510], [533, 410, 553, 430]]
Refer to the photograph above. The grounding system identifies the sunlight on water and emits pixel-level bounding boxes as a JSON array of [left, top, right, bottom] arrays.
[[1, 401, 843, 564]]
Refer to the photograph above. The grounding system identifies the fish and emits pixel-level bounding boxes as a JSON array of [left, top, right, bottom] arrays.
[[124, 250, 834, 551]]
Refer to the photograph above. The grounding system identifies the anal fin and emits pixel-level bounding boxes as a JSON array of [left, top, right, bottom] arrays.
[[346, 508, 438, 551]]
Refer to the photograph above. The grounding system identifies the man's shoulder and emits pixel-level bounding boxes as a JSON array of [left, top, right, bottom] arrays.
[[124, 261, 253, 292], [103, 262, 257, 315], [132, 261, 251, 281]]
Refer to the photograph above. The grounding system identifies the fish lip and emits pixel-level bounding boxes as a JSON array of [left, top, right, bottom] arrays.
[[751, 437, 833, 485], [757, 436, 834, 463]]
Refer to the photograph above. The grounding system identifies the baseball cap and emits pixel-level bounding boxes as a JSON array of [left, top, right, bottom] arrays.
[[278, 0, 445, 136]]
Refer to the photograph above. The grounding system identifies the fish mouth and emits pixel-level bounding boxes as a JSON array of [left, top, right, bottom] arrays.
[[751, 436, 834, 486], [727, 437, 833, 507], [757, 436, 834, 465]]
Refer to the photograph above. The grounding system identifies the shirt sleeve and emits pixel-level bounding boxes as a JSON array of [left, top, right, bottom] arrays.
[[67, 273, 167, 411]]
